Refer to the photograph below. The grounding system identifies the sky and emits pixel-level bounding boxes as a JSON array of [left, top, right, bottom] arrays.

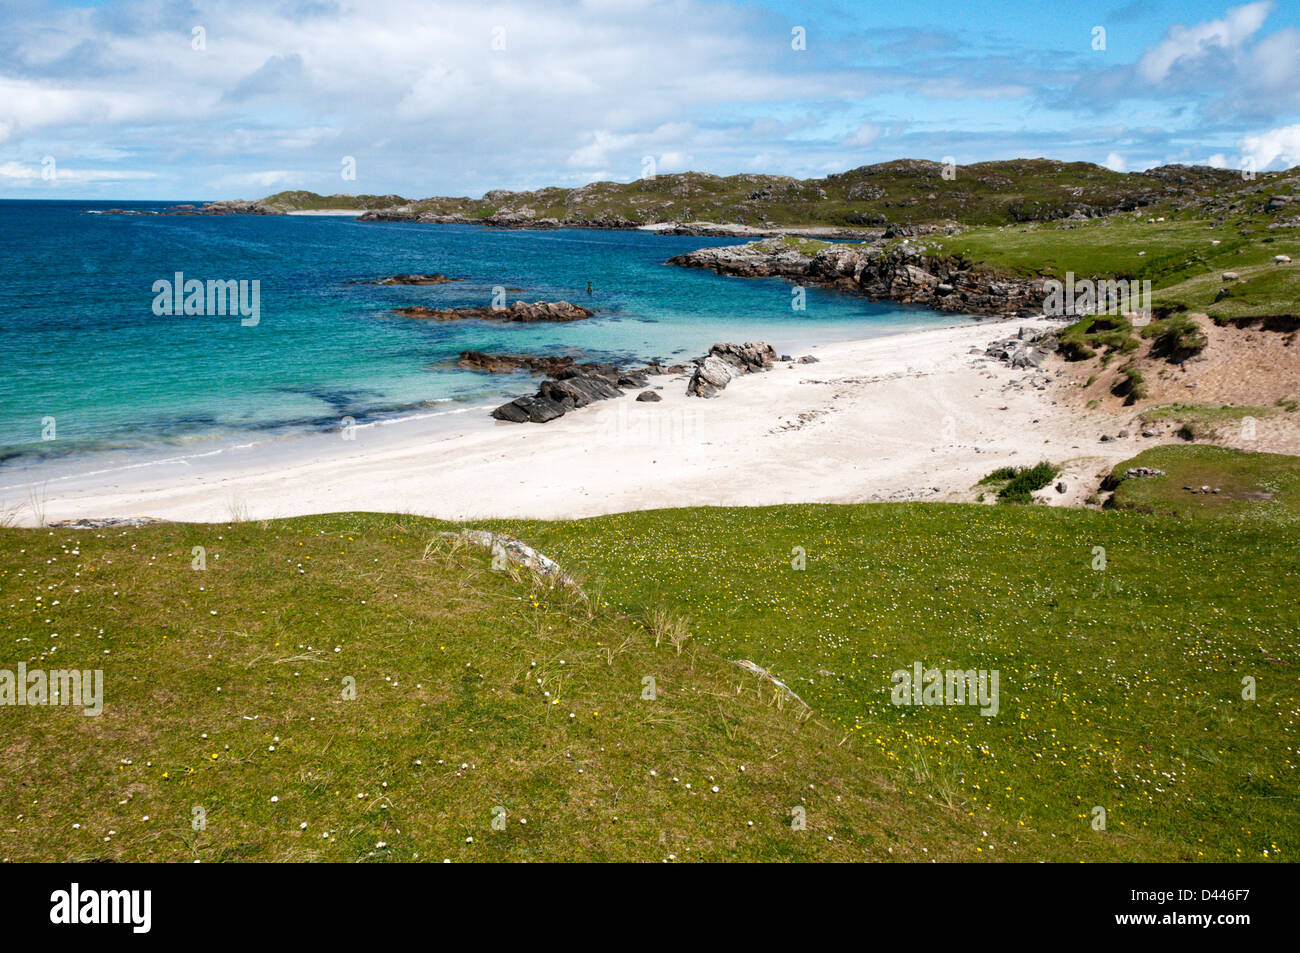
[[1, 0, 1298, 199]]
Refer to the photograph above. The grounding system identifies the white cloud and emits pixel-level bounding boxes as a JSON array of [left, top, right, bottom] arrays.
[[1136, 1, 1272, 83], [0, 160, 156, 183], [844, 122, 882, 147], [1238, 124, 1300, 170], [1104, 151, 1127, 172], [0, 76, 166, 136], [214, 170, 305, 191]]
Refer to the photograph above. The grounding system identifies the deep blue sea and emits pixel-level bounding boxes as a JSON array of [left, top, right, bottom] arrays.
[[0, 200, 955, 480]]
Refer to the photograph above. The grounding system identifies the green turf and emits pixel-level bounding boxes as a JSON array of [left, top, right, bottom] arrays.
[[2, 447, 1296, 862], [1107, 444, 1300, 521], [0, 518, 1008, 862]]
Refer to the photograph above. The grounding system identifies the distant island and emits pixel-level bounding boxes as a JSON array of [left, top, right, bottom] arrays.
[[210, 158, 1298, 236]]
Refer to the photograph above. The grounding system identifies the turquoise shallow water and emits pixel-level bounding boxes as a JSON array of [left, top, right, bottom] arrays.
[[0, 200, 957, 479]]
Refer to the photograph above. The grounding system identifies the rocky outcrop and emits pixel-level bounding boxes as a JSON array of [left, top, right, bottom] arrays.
[[367, 273, 461, 285], [687, 355, 735, 397], [358, 208, 639, 230], [686, 342, 777, 397], [985, 326, 1060, 368], [395, 300, 593, 322], [198, 200, 286, 216], [668, 239, 1046, 317], [491, 363, 650, 423], [489, 339, 776, 420], [456, 351, 578, 375], [95, 201, 285, 217]]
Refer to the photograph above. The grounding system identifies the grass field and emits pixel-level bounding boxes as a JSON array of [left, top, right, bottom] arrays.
[[927, 216, 1300, 320], [2, 446, 1295, 862]]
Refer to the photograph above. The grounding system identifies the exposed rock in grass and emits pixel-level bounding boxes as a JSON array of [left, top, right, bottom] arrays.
[[439, 529, 580, 590], [48, 517, 169, 529]]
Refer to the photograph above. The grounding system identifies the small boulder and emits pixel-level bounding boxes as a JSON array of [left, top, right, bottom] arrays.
[[687, 355, 734, 397], [636, 390, 662, 402]]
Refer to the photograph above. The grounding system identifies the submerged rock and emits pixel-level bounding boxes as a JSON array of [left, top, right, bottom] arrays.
[[368, 273, 461, 285], [457, 351, 577, 375], [395, 300, 592, 322]]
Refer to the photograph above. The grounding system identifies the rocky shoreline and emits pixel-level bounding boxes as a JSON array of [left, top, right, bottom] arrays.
[[355, 207, 883, 240], [667, 237, 1046, 318], [358, 208, 640, 230], [486, 340, 802, 423]]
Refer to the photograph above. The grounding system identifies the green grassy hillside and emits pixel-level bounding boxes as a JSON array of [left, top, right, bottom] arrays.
[[257, 159, 1294, 228], [2, 446, 1295, 862]]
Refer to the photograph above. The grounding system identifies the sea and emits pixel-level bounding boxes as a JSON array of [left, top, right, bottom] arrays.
[[0, 199, 958, 490]]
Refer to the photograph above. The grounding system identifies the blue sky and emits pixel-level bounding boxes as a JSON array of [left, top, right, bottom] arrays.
[[2, 0, 1298, 198]]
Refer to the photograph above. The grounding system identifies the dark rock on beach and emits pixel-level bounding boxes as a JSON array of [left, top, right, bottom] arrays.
[[986, 326, 1059, 368], [491, 394, 568, 423], [490, 339, 775, 421], [490, 360, 652, 423]]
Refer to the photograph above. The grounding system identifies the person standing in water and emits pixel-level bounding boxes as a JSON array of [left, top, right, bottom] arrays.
[[585, 281, 593, 294]]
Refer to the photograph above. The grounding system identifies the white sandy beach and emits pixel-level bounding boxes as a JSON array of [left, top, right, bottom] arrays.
[[14, 319, 1176, 526]]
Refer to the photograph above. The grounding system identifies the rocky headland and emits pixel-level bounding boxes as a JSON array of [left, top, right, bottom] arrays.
[[667, 238, 1046, 318]]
